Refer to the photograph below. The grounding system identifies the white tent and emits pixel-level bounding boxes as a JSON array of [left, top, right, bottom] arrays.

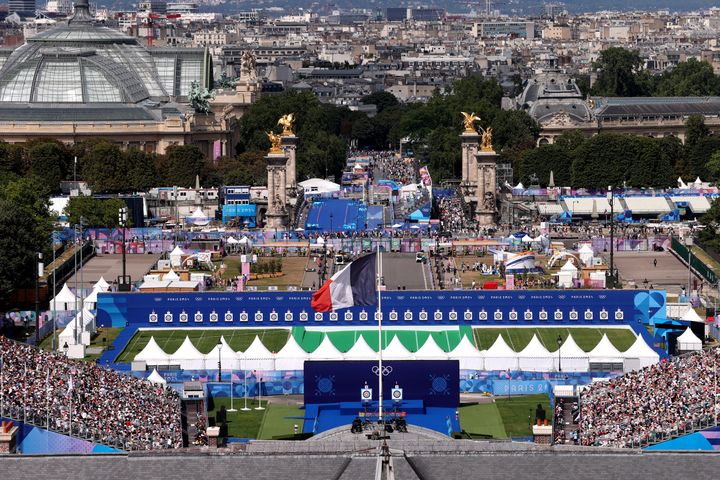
[[147, 369, 167, 385], [414, 336, 448, 360], [83, 287, 101, 309], [578, 244, 594, 267], [587, 334, 624, 365], [518, 334, 553, 371], [93, 277, 110, 292], [239, 335, 274, 371], [225, 236, 239, 244], [484, 335, 518, 370], [163, 268, 180, 281], [681, 308, 704, 323], [558, 260, 578, 288], [169, 246, 185, 268], [677, 327, 702, 352], [207, 335, 242, 371], [170, 336, 206, 370], [557, 334, 589, 372], [274, 335, 308, 371], [58, 323, 77, 347], [678, 177, 688, 189], [344, 335, 378, 361], [381, 335, 413, 360], [521, 234, 533, 243], [513, 182, 525, 190], [308, 335, 344, 361], [448, 335, 484, 370], [187, 207, 210, 226], [623, 334, 660, 370], [51, 283, 78, 311], [134, 337, 171, 365]]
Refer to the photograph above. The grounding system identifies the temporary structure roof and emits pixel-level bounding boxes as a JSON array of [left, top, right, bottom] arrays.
[[274, 335, 308, 371], [163, 269, 180, 281], [51, 283, 78, 311], [414, 336, 448, 360], [170, 336, 206, 370], [93, 277, 110, 291], [484, 335, 518, 371], [381, 335, 413, 360], [681, 308, 704, 323], [205, 335, 242, 370], [83, 287, 100, 308], [557, 334, 589, 372], [147, 369, 167, 385], [134, 337, 171, 365], [308, 335, 344, 361], [677, 327, 702, 351], [448, 335, 484, 370], [239, 335, 274, 371], [560, 260, 578, 272], [138, 279, 172, 290], [344, 335, 378, 361], [518, 334, 553, 371], [623, 334, 660, 368], [587, 334, 624, 363]]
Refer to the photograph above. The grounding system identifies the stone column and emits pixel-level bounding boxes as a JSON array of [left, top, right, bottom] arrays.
[[475, 150, 499, 226], [265, 151, 289, 230], [460, 131, 480, 187], [281, 134, 298, 190]]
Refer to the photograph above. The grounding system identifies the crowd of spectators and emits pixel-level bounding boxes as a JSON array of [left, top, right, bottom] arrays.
[[439, 195, 470, 232], [366, 151, 416, 185], [580, 347, 719, 447], [0, 336, 183, 450]]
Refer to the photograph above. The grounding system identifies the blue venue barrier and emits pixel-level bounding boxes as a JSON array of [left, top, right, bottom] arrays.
[[222, 204, 256, 226], [96, 290, 666, 336], [646, 426, 720, 451], [304, 199, 368, 232], [366, 205, 385, 230], [0, 417, 121, 454]]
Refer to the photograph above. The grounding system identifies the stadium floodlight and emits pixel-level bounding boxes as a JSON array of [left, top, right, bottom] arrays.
[[556, 335, 563, 372]]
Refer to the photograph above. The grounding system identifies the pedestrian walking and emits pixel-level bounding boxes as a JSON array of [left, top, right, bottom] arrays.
[[653, 258, 657, 268]]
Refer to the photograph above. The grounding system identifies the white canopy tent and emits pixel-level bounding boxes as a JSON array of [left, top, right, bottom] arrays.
[[677, 327, 702, 352], [169, 246, 185, 268], [51, 283, 78, 311], [343, 335, 378, 361], [448, 335, 484, 370], [578, 244, 594, 267], [83, 287, 101, 310], [381, 335, 413, 360], [307, 335, 344, 361], [134, 337, 171, 365], [170, 336, 206, 370], [187, 207, 210, 226], [518, 334, 553, 371], [681, 308, 704, 323], [623, 334, 660, 370], [484, 335, 518, 371], [163, 269, 180, 281], [414, 336, 449, 360], [587, 334, 624, 366], [93, 277, 111, 292], [206, 335, 242, 371], [147, 369, 167, 385], [557, 334, 589, 372], [274, 335, 308, 371], [558, 260, 578, 288], [239, 335, 274, 371]]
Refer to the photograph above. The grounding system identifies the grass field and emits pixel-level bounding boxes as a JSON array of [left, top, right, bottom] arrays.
[[473, 327, 637, 352], [459, 394, 551, 438], [40, 327, 122, 362], [249, 257, 308, 287], [206, 398, 304, 439], [115, 328, 290, 362]]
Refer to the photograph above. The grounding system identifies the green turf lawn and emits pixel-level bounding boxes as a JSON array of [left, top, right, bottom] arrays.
[[115, 328, 290, 362], [207, 396, 265, 438], [495, 394, 551, 437], [257, 403, 305, 439], [473, 327, 636, 352], [459, 402, 508, 438], [40, 327, 122, 362]]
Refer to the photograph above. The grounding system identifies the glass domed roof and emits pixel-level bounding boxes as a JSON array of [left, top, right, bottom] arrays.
[[0, 0, 167, 103]]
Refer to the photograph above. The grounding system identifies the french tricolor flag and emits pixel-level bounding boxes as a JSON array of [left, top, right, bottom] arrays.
[[311, 253, 377, 312]]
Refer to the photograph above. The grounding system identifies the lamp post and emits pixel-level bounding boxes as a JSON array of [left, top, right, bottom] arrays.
[[118, 207, 130, 292], [557, 335, 563, 372], [217, 339, 222, 382], [35, 252, 43, 346], [685, 236, 694, 300], [606, 186, 615, 288]]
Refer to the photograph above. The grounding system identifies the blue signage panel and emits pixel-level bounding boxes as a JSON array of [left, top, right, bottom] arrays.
[[304, 360, 459, 408], [96, 289, 665, 329]]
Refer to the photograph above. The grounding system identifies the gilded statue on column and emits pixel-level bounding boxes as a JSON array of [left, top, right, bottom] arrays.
[[278, 113, 295, 136], [461, 111, 481, 133], [478, 126, 494, 152], [267, 131, 283, 154]]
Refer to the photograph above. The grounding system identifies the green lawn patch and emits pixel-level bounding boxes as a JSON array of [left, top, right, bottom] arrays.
[[458, 402, 508, 439], [115, 328, 290, 362], [257, 403, 305, 439], [495, 394, 552, 438], [473, 327, 636, 352], [207, 396, 265, 438]]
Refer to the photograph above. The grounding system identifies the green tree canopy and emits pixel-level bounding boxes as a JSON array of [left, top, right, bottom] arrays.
[[653, 59, 720, 97], [360, 91, 399, 113], [26, 141, 70, 192], [65, 196, 128, 228], [591, 47, 649, 97], [162, 145, 206, 187]]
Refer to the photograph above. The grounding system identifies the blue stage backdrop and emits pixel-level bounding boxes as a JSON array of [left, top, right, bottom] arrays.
[[304, 360, 459, 408], [95, 289, 666, 329]]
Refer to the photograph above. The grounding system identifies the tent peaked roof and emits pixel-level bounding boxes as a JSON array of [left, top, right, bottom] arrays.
[[382, 335, 413, 360], [560, 260, 578, 271], [518, 334, 551, 358], [135, 337, 170, 362], [344, 335, 378, 360], [83, 287, 100, 304], [558, 333, 587, 357], [276, 335, 307, 357], [190, 207, 205, 218], [308, 335, 344, 360], [485, 335, 517, 356], [169, 246, 184, 256], [624, 334, 660, 358], [147, 369, 167, 385], [94, 276, 110, 291], [414, 335, 448, 359], [449, 335, 482, 358], [170, 336, 203, 361], [164, 268, 180, 281], [207, 335, 242, 362], [54, 283, 77, 302], [677, 327, 702, 345], [681, 308, 704, 323], [241, 335, 273, 359], [588, 334, 623, 360]]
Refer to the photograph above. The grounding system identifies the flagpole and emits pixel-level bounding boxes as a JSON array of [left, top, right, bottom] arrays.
[[377, 244, 383, 425]]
